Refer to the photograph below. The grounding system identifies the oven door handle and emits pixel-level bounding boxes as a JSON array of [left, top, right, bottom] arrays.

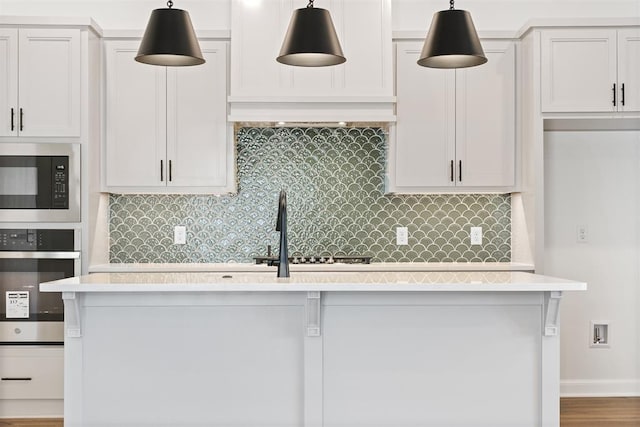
[[0, 251, 80, 259]]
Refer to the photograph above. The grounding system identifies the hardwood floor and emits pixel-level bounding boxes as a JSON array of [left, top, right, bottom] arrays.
[[1, 398, 638, 426], [0, 420, 62, 427], [561, 397, 640, 426]]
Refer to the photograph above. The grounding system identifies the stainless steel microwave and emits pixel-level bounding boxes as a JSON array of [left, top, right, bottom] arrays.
[[0, 143, 80, 222]]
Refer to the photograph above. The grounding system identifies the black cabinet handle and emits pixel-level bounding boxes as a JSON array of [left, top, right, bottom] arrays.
[[621, 83, 625, 106], [10, 108, 14, 131], [2, 377, 32, 381], [160, 160, 164, 182], [169, 160, 172, 182], [19, 108, 23, 131], [450, 160, 454, 182], [612, 83, 616, 106], [459, 160, 462, 182]]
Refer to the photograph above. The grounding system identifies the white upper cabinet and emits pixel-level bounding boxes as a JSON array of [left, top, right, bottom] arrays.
[[617, 28, 640, 112], [541, 27, 640, 113], [105, 40, 233, 194], [390, 40, 516, 193], [0, 28, 80, 137], [229, 0, 393, 121]]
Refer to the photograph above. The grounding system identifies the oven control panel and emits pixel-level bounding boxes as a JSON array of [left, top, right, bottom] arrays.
[[0, 229, 74, 251]]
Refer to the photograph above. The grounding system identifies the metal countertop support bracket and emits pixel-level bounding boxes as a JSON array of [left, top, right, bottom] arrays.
[[306, 291, 321, 337], [544, 291, 562, 336], [63, 291, 82, 338]]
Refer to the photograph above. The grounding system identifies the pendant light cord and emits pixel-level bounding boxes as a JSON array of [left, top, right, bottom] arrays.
[[449, 0, 454, 10], [307, 0, 314, 8], [167, 0, 173, 8]]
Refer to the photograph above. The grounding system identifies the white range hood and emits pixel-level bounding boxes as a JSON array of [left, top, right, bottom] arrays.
[[228, 95, 396, 123], [229, 0, 395, 123]]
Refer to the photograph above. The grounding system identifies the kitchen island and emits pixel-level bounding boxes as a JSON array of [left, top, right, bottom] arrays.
[[41, 271, 586, 427]]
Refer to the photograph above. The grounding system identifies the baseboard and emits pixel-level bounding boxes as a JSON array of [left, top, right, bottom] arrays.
[[561, 379, 640, 397], [0, 399, 63, 418]]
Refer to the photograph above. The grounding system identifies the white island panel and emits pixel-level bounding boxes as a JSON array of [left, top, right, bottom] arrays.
[[82, 301, 304, 426]]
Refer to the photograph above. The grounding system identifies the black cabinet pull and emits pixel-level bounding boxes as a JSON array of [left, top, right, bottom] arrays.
[[2, 377, 32, 381], [169, 160, 172, 182], [450, 160, 454, 182], [19, 108, 23, 131], [612, 83, 616, 106], [10, 108, 14, 131], [621, 83, 625, 106], [160, 160, 164, 182], [459, 160, 462, 182]]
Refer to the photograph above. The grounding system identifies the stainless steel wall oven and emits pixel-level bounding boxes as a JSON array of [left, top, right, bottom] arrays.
[[0, 143, 80, 222], [0, 228, 80, 344]]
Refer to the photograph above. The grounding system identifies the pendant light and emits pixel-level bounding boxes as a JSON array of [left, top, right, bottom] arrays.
[[277, 0, 346, 67], [136, 0, 205, 66], [418, 0, 487, 69]]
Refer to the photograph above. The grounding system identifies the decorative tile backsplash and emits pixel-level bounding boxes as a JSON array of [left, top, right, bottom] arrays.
[[110, 127, 511, 263]]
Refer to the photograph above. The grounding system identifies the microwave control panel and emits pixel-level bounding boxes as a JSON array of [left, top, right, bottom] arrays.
[[52, 157, 69, 209]]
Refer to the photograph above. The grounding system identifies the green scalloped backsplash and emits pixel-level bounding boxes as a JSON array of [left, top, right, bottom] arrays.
[[109, 127, 511, 263]]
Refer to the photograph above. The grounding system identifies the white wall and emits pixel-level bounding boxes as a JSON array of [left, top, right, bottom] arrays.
[[392, 0, 640, 31], [0, 0, 231, 31], [1, 0, 638, 31], [544, 130, 640, 396]]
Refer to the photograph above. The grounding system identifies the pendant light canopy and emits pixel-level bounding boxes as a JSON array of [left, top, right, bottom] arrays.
[[277, 0, 346, 67], [418, 0, 487, 69], [136, 0, 205, 66]]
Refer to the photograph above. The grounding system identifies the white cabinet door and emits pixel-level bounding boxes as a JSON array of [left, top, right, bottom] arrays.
[[105, 40, 166, 189], [617, 28, 640, 112], [456, 41, 515, 187], [0, 29, 18, 137], [394, 42, 455, 189], [392, 41, 515, 193], [541, 29, 617, 112], [18, 28, 81, 137], [167, 41, 230, 188]]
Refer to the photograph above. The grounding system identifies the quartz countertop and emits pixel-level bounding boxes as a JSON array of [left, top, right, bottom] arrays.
[[41, 271, 585, 293], [88, 262, 535, 274]]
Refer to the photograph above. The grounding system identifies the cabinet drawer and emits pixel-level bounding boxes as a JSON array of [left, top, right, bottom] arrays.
[[0, 347, 63, 399]]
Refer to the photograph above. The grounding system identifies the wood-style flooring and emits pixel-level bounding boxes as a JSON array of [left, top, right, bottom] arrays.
[[561, 397, 640, 426], [1, 397, 639, 426]]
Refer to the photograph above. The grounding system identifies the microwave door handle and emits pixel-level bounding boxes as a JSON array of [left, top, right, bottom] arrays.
[[0, 251, 80, 259]]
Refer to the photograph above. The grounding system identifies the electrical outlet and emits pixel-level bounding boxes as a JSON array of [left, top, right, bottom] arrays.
[[174, 226, 186, 245], [396, 227, 408, 245], [470, 227, 482, 245], [577, 225, 588, 243]]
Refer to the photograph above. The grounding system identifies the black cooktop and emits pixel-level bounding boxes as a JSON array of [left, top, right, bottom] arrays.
[[253, 254, 371, 265]]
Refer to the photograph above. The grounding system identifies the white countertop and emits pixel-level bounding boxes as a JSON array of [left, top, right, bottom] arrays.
[[41, 271, 585, 293], [88, 262, 535, 273]]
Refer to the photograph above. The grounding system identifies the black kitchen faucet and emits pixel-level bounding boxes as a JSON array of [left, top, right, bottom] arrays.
[[276, 190, 290, 278]]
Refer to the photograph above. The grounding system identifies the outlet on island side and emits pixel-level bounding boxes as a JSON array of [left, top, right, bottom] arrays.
[[590, 321, 610, 348], [470, 227, 482, 246], [174, 226, 187, 245], [396, 227, 409, 245]]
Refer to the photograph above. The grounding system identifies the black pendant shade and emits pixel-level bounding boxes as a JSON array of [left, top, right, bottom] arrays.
[[277, 6, 346, 67], [418, 8, 487, 69], [136, 6, 205, 66]]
